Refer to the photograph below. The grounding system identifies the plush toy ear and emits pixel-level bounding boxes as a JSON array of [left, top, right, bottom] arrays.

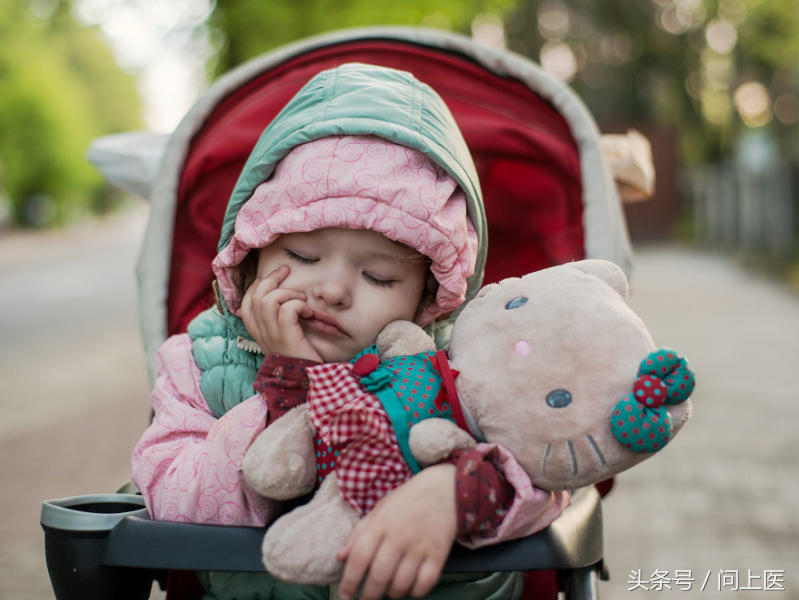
[[573, 260, 629, 301]]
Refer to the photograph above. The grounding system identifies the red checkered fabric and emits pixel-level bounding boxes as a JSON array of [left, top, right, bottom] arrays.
[[306, 362, 412, 515]]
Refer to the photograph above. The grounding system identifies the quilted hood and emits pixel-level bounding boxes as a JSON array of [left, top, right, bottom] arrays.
[[211, 63, 488, 341]]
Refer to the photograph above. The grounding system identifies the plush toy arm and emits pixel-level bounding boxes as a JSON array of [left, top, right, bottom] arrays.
[[241, 404, 317, 500], [409, 418, 476, 467], [376, 320, 436, 359]]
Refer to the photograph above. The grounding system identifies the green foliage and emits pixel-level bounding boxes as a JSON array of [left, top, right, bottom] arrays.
[[739, 0, 799, 69], [209, 0, 516, 76], [0, 0, 141, 226]]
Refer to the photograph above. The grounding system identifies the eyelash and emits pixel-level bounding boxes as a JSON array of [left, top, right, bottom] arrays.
[[364, 273, 396, 288], [285, 250, 396, 288], [285, 249, 316, 264]]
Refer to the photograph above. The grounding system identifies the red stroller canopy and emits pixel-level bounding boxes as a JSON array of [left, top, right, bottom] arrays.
[[170, 39, 584, 336]]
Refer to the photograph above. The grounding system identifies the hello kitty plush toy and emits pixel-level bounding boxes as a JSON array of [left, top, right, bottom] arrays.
[[242, 259, 696, 583]]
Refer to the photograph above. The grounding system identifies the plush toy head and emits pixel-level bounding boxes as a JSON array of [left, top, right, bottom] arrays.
[[448, 259, 694, 490]]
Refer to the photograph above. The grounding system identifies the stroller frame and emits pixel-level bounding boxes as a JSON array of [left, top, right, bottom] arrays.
[[43, 26, 633, 600]]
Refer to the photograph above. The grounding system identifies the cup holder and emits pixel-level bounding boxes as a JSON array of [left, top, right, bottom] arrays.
[[41, 494, 153, 600]]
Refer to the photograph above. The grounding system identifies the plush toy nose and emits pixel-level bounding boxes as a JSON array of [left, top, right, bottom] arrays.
[[546, 389, 572, 408]]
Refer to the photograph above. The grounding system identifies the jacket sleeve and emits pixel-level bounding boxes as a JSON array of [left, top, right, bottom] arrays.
[[255, 354, 320, 427], [455, 443, 571, 549], [447, 447, 514, 537], [131, 334, 276, 526]]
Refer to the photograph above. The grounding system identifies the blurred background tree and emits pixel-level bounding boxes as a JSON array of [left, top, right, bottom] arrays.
[[2, 0, 795, 236], [503, 0, 798, 165], [0, 0, 140, 227], [207, 0, 517, 77], [207, 0, 797, 167]]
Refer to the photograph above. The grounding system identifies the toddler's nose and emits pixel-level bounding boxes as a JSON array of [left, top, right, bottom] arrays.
[[313, 272, 352, 308]]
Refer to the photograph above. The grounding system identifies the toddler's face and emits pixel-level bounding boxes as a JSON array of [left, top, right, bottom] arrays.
[[255, 228, 428, 363]]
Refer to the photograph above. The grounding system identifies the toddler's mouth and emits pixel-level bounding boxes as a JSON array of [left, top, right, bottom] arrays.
[[302, 309, 348, 337]]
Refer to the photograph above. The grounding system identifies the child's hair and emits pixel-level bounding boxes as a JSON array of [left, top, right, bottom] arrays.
[[213, 243, 440, 324]]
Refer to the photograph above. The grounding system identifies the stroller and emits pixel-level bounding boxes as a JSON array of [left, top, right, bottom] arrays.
[[41, 26, 637, 600]]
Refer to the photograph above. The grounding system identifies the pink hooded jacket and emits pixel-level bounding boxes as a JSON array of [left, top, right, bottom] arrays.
[[132, 135, 569, 548]]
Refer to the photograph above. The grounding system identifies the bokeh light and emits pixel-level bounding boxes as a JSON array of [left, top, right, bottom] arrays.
[[705, 19, 737, 54], [537, 0, 569, 41], [702, 89, 733, 124], [471, 13, 506, 50], [599, 34, 636, 66], [703, 54, 735, 90], [685, 70, 703, 99], [719, 0, 748, 25], [28, 0, 58, 20], [540, 42, 578, 82], [734, 81, 773, 127], [656, 0, 706, 35]]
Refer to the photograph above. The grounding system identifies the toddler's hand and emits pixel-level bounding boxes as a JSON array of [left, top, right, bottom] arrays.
[[241, 266, 322, 362], [336, 464, 457, 600]]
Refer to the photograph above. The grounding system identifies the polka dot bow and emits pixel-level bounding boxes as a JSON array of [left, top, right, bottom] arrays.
[[611, 348, 696, 453], [351, 345, 393, 392]]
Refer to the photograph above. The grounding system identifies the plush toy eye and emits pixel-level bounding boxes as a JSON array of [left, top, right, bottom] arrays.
[[505, 297, 528, 310], [546, 390, 572, 408]]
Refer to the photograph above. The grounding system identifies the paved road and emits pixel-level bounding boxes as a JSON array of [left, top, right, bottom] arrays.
[[600, 247, 799, 599], [0, 205, 164, 599], [0, 209, 796, 598]]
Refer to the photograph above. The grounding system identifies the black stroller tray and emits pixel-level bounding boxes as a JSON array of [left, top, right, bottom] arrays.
[[41, 487, 602, 600]]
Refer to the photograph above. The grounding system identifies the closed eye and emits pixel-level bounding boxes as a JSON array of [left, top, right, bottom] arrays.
[[363, 272, 396, 288], [285, 249, 318, 264]]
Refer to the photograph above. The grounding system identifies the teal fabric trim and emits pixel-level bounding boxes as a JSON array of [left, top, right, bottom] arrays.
[[363, 349, 455, 474], [187, 297, 263, 419], [375, 386, 421, 474]]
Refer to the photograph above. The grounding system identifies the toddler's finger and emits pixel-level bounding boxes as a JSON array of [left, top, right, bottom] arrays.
[[338, 510, 373, 561], [250, 266, 290, 302], [408, 558, 444, 598], [257, 289, 306, 319], [240, 278, 261, 326], [338, 531, 383, 600], [278, 299, 313, 328], [358, 543, 402, 600], [385, 553, 423, 599], [259, 291, 307, 342]]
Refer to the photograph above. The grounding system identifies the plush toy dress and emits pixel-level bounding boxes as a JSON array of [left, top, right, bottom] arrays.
[[308, 345, 473, 514]]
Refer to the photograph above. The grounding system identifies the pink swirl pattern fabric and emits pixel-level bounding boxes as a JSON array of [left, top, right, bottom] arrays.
[[213, 135, 478, 326], [131, 334, 277, 526]]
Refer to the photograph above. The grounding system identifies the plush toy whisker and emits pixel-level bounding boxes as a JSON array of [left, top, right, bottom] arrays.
[[542, 443, 552, 475], [568, 440, 578, 475], [586, 435, 606, 465]]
